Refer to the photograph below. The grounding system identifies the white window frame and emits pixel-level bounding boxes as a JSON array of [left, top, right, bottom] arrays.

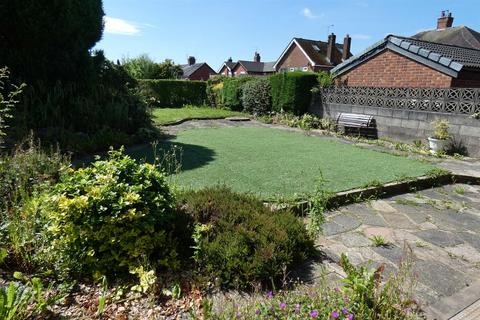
[[302, 67, 308, 72]]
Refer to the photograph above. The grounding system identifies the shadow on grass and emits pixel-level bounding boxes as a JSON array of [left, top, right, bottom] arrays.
[[128, 138, 216, 174], [73, 131, 216, 174]]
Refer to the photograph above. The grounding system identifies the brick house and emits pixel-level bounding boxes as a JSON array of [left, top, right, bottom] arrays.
[[180, 56, 216, 81], [218, 52, 275, 77], [332, 13, 480, 88], [274, 34, 352, 72], [218, 57, 236, 77]]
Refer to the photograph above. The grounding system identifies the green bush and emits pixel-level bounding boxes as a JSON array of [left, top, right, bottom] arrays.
[[0, 137, 68, 270], [241, 79, 272, 115], [221, 77, 254, 111], [139, 79, 207, 107], [270, 72, 318, 114], [22, 149, 188, 279], [179, 186, 313, 289], [206, 77, 226, 108]]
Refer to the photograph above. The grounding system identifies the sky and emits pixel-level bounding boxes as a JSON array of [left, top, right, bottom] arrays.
[[96, 0, 480, 70]]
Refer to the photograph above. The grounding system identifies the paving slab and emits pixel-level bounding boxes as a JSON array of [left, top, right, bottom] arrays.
[[415, 230, 464, 248]]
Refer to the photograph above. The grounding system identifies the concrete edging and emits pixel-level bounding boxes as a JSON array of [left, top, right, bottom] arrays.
[[289, 173, 480, 213]]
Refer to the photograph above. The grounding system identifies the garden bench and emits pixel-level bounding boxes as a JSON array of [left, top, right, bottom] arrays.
[[336, 113, 377, 138]]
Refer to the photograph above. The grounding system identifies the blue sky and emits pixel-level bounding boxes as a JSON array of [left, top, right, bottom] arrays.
[[96, 0, 479, 70]]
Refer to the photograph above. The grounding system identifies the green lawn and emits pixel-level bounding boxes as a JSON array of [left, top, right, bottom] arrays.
[[131, 127, 435, 200], [152, 107, 246, 125]]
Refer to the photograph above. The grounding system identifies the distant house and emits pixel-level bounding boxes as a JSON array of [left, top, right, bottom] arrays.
[[331, 13, 480, 88], [218, 57, 236, 77], [274, 34, 352, 73], [412, 11, 480, 50], [180, 56, 216, 81], [219, 52, 276, 77]]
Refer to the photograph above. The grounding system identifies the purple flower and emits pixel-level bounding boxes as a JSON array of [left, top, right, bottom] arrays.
[[279, 302, 287, 310], [331, 310, 339, 319], [342, 308, 348, 315], [310, 310, 319, 318], [295, 304, 300, 314], [347, 315, 354, 320], [255, 309, 261, 315], [266, 291, 273, 299]]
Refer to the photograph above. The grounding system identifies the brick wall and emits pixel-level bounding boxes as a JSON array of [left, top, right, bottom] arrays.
[[276, 43, 313, 72], [188, 64, 215, 81], [232, 64, 247, 76], [336, 50, 454, 88], [219, 66, 230, 77]]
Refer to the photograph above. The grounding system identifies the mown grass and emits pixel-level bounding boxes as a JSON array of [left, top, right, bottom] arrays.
[[130, 127, 436, 200], [152, 106, 246, 125]]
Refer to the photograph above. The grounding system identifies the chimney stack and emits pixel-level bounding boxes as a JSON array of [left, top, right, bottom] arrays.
[[327, 33, 336, 63], [254, 51, 261, 63], [188, 56, 196, 66], [227, 57, 233, 63], [437, 10, 454, 30], [342, 34, 352, 61]]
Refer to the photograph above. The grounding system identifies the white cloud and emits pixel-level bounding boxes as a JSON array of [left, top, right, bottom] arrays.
[[104, 16, 140, 36], [301, 8, 323, 19], [352, 33, 372, 40]]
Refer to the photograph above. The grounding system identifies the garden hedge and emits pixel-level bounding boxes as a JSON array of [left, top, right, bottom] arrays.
[[221, 77, 254, 111], [139, 79, 207, 107], [270, 71, 318, 115]]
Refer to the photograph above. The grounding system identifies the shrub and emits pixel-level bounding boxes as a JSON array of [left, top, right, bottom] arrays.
[[241, 79, 272, 115], [270, 72, 318, 115], [22, 149, 188, 279], [317, 71, 333, 87], [139, 79, 207, 107], [431, 119, 450, 140], [179, 186, 313, 289], [206, 77, 226, 108], [221, 77, 254, 111], [297, 114, 321, 131]]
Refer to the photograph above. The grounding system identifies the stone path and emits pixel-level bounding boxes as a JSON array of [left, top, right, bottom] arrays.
[[317, 183, 480, 319]]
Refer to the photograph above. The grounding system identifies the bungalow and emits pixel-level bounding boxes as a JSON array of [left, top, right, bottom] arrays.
[[332, 12, 480, 88], [274, 34, 352, 72], [180, 56, 216, 81]]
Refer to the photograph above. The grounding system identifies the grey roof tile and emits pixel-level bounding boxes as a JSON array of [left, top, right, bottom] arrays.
[[428, 52, 441, 62], [418, 48, 431, 58], [439, 56, 452, 66]]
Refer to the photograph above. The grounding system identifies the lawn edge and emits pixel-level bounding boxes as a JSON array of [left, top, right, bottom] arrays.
[[288, 173, 480, 213]]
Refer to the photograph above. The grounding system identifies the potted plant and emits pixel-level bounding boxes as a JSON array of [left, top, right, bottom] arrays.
[[428, 119, 451, 153]]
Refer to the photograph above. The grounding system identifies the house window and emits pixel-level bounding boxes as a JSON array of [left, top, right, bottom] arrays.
[[240, 71, 246, 75], [289, 67, 295, 71], [302, 67, 308, 72]]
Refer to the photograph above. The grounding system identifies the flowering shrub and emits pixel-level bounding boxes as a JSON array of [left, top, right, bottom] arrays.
[[179, 186, 313, 289], [213, 251, 420, 319], [23, 149, 186, 279]]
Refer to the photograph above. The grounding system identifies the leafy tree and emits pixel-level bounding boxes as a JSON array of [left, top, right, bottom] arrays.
[[156, 59, 183, 79], [122, 56, 183, 80], [0, 0, 104, 82], [121, 54, 161, 80]]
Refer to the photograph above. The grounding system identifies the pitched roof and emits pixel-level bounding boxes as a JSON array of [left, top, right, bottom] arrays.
[[331, 35, 480, 77], [218, 61, 236, 73], [274, 37, 350, 69], [180, 63, 215, 78], [235, 60, 276, 73], [412, 26, 480, 50]]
